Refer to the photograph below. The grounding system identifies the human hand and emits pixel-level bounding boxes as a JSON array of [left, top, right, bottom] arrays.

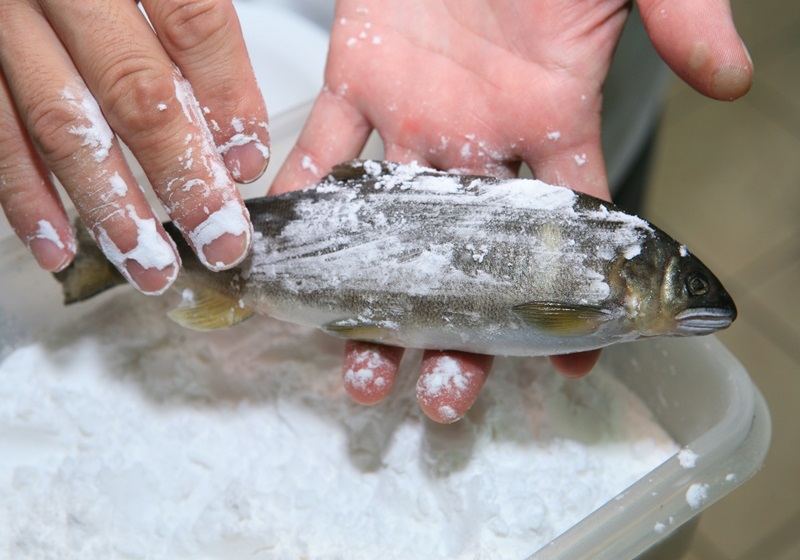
[[271, 0, 752, 423], [0, 0, 269, 294]]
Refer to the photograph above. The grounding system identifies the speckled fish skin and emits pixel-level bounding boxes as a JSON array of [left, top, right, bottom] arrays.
[[162, 160, 737, 356]]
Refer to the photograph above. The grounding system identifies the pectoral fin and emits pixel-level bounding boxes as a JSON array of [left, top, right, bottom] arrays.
[[323, 318, 397, 343], [513, 301, 611, 336], [167, 286, 254, 331]]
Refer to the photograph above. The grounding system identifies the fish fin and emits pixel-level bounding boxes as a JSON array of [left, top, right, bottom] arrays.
[[326, 159, 392, 182], [167, 286, 254, 331], [53, 220, 126, 304], [323, 318, 396, 342], [513, 301, 611, 336]]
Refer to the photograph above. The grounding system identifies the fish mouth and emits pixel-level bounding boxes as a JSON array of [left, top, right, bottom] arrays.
[[674, 307, 736, 335]]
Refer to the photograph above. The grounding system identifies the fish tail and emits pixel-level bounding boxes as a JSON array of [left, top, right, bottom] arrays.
[[53, 220, 126, 304]]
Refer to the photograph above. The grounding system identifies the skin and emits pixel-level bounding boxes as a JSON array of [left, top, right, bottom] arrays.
[[271, 0, 752, 423], [0, 0, 269, 294], [0, 1, 752, 423]]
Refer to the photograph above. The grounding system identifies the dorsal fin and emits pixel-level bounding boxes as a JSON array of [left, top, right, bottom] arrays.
[[326, 159, 395, 182]]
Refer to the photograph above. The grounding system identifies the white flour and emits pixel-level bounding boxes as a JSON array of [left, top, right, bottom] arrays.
[[0, 293, 677, 559]]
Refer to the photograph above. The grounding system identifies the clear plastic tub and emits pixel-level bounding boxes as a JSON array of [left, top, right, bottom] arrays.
[[0, 105, 770, 559], [534, 336, 771, 559]]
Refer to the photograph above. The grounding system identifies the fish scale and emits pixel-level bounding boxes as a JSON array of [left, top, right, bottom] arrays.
[[54, 160, 737, 356]]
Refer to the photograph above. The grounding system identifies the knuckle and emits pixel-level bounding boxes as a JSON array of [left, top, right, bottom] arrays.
[[103, 62, 177, 135], [157, 0, 233, 52], [25, 94, 90, 164]]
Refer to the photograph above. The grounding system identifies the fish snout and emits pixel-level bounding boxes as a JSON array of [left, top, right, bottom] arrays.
[[674, 305, 737, 335]]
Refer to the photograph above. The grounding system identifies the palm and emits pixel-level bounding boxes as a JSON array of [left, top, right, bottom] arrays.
[[288, 0, 629, 199], [270, 0, 752, 423]]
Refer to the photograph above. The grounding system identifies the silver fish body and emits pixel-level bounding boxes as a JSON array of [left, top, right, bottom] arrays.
[[169, 160, 737, 356], [57, 160, 737, 356]]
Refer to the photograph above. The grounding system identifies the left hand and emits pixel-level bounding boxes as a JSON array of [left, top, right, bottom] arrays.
[[270, 0, 752, 423]]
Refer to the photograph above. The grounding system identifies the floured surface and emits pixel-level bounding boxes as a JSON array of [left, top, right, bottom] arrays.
[[248, 162, 652, 304], [0, 292, 677, 559], [222, 161, 673, 356]]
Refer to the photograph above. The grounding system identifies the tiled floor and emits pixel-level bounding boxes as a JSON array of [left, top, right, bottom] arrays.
[[642, 1, 800, 557]]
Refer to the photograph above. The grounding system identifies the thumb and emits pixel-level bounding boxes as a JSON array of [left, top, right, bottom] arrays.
[[638, 0, 753, 101]]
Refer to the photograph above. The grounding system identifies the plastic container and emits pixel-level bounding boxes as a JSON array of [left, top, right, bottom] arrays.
[[534, 337, 771, 559], [0, 104, 771, 558]]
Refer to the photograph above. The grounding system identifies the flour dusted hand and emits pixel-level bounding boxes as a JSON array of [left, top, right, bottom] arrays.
[[271, 0, 752, 421], [0, 0, 268, 294]]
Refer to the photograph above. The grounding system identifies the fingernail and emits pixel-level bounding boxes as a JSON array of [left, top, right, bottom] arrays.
[[28, 237, 72, 272], [416, 355, 472, 424], [202, 231, 250, 270], [125, 260, 179, 295], [416, 352, 492, 424], [342, 342, 402, 405], [93, 214, 180, 295], [222, 141, 270, 184], [711, 64, 752, 101], [188, 199, 252, 271]]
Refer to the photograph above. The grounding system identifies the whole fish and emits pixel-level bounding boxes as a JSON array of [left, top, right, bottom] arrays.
[[55, 160, 736, 356]]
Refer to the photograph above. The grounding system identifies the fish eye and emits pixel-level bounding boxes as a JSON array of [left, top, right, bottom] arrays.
[[686, 272, 710, 297]]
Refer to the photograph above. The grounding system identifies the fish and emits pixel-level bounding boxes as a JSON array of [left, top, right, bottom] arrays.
[[54, 159, 737, 357]]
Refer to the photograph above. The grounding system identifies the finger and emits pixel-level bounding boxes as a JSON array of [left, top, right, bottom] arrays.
[[638, 0, 753, 101], [271, 87, 372, 194], [416, 351, 493, 424], [0, 3, 180, 294], [550, 350, 602, 379], [40, 0, 252, 270], [525, 123, 611, 202], [521, 120, 609, 378], [142, 0, 270, 183], [383, 142, 433, 168], [0, 73, 74, 272], [341, 341, 404, 406], [443, 155, 519, 179]]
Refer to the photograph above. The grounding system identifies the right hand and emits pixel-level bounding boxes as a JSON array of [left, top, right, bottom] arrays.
[[0, 0, 269, 294]]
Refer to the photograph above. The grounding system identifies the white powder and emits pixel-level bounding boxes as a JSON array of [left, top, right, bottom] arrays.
[[216, 130, 270, 161], [685, 483, 709, 509], [93, 206, 178, 293], [0, 293, 677, 559], [301, 154, 319, 175], [171, 74, 238, 195], [62, 85, 114, 163], [417, 356, 471, 398], [343, 346, 391, 394], [30, 220, 65, 250], [109, 172, 128, 198], [677, 448, 698, 469], [252, 162, 653, 315], [188, 199, 252, 270]]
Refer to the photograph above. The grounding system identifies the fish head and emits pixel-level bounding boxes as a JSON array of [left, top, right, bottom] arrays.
[[657, 248, 737, 336]]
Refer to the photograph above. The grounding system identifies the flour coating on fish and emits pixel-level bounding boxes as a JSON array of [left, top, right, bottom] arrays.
[[54, 160, 738, 357], [245, 162, 649, 306]]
